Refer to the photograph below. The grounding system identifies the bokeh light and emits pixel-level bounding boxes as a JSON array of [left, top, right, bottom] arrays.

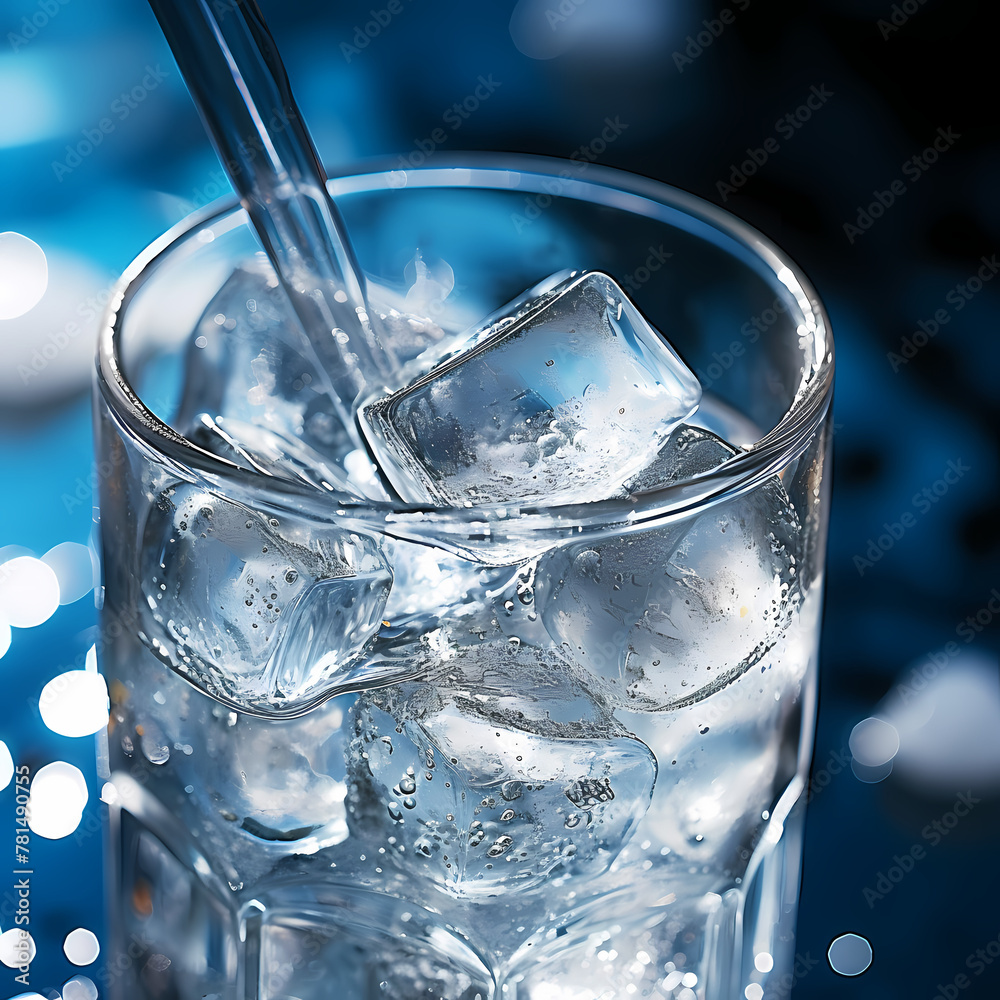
[[0, 248, 114, 406], [0, 620, 10, 659], [0, 556, 61, 628], [26, 761, 89, 840], [63, 928, 101, 967], [0, 928, 36, 969], [42, 541, 97, 605], [0, 741, 12, 790], [0, 232, 48, 320], [849, 717, 900, 767], [827, 933, 873, 976], [61, 975, 99, 1000], [0, 54, 65, 149], [39, 669, 109, 738], [881, 652, 1000, 795]]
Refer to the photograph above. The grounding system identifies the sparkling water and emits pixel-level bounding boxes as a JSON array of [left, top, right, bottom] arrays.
[[100, 263, 819, 1000]]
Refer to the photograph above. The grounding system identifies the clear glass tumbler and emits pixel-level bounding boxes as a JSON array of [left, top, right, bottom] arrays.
[[94, 154, 833, 1000]]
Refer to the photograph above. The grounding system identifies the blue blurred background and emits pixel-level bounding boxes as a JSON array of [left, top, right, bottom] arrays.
[[0, 0, 997, 997]]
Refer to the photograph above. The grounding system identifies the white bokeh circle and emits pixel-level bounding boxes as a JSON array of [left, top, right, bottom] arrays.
[[42, 542, 97, 605], [0, 556, 60, 628], [0, 232, 48, 320], [0, 927, 36, 968], [63, 927, 101, 966], [27, 760, 88, 839], [62, 975, 99, 1000], [39, 670, 109, 737]]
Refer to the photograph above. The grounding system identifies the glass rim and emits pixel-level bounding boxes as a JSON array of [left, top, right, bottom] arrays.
[[97, 151, 833, 551]]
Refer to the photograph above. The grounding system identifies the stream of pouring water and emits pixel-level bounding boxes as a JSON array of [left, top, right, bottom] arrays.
[[146, 0, 395, 463]]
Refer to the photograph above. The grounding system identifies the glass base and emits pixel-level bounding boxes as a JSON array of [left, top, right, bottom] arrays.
[[105, 773, 806, 1000]]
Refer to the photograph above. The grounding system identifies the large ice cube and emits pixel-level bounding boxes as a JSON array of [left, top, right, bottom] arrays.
[[360, 271, 701, 506], [174, 262, 363, 473], [536, 425, 802, 711], [140, 483, 394, 715], [349, 643, 656, 896], [173, 262, 439, 500]]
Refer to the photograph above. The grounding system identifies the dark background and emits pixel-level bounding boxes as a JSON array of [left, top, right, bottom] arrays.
[[0, 1, 997, 997]]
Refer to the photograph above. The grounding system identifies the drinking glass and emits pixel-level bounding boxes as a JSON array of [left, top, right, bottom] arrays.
[[94, 153, 833, 1000]]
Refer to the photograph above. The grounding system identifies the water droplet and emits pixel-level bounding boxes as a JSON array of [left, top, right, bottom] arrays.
[[284, 569, 298, 584], [486, 836, 513, 857], [501, 780, 523, 801], [500, 809, 516, 822], [140, 727, 170, 766]]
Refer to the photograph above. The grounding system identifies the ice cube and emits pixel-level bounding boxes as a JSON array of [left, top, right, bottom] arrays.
[[348, 642, 656, 896], [361, 271, 701, 507], [536, 425, 802, 711], [174, 262, 363, 472], [140, 484, 394, 716], [186, 413, 362, 496], [624, 420, 738, 493], [173, 262, 457, 500]]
